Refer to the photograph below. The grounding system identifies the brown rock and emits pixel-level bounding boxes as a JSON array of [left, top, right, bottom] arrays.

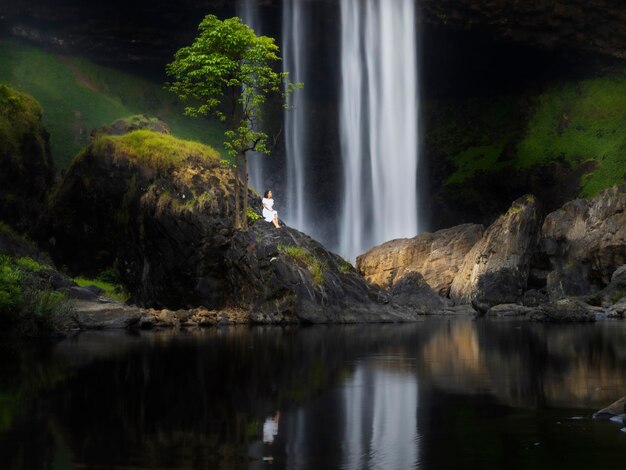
[[357, 223, 483, 296], [542, 184, 626, 298], [450, 195, 542, 312]]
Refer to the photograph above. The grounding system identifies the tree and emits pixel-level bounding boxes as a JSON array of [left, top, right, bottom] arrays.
[[166, 14, 299, 229]]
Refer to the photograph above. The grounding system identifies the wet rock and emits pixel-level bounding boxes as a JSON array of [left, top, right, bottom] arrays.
[[528, 298, 596, 323], [390, 272, 451, 313], [450, 195, 542, 313], [601, 265, 626, 306], [66, 286, 102, 301], [522, 289, 549, 307], [607, 297, 626, 319], [72, 299, 142, 329], [486, 304, 538, 318], [357, 223, 483, 296], [138, 313, 157, 329], [594, 397, 626, 419], [435, 304, 479, 316]]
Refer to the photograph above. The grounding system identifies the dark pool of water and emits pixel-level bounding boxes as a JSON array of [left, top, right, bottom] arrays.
[[1, 319, 626, 469]]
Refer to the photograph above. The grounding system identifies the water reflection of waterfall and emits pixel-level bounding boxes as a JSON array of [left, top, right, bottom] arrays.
[[238, 0, 266, 193], [342, 362, 420, 469], [339, 0, 420, 260]]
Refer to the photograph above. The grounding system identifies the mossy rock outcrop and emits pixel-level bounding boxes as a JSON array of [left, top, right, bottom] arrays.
[[47, 117, 233, 308], [0, 84, 54, 232]]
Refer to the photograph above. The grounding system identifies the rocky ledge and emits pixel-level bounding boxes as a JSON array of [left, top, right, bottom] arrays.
[[359, 185, 626, 322]]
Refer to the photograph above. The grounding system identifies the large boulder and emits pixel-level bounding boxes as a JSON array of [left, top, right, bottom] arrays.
[[357, 223, 483, 296], [0, 84, 54, 233], [46, 118, 234, 308], [541, 184, 626, 299], [226, 222, 421, 323], [449, 195, 542, 312]]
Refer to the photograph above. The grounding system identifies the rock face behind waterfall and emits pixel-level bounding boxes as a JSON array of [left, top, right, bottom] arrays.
[[449, 195, 541, 312], [357, 224, 484, 296], [541, 184, 626, 298]]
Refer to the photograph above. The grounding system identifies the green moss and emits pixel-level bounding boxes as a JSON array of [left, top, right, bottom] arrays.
[[279, 245, 327, 286], [517, 76, 626, 197], [246, 207, 262, 223], [0, 40, 226, 167], [0, 254, 71, 335], [338, 261, 354, 273], [91, 129, 220, 173], [74, 276, 129, 302], [0, 83, 44, 157]]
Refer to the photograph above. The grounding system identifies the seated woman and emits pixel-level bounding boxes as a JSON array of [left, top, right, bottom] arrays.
[[262, 190, 280, 229]]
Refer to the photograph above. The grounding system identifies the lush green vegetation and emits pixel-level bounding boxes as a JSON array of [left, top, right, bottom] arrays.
[[167, 14, 299, 229], [0, 254, 71, 335], [279, 245, 327, 285], [0, 40, 225, 168], [74, 277, 129, 302], [438, 74, 626, 198], [90, 129, 220, 173], [0, 83, 45, 157]]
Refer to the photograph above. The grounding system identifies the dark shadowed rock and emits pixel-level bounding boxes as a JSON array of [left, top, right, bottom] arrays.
[[357, 223, 483, 296], [594, 397, 626, 420], [601, 265, 626, 306], [528, 298, 596, 323], [226, 222, 421, 323], [522, 289, 549, 307], [0, 85, 54, 233], [542, 184, 626, 299], [450, 195, 542, 313], [486, 304, 538, 318], [390, 272, 451, 313]]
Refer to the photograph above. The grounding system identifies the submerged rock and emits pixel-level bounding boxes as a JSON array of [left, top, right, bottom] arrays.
[[357, 223, 483, 296], [450, 195, 542, 313]]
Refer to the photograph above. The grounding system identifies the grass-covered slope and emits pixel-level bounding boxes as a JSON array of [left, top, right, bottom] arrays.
[[0, 40, 225, 168], [434, 73, 626, 201]]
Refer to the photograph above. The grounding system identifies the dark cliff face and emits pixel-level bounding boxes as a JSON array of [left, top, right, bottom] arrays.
[[420, 0, 626, 61]]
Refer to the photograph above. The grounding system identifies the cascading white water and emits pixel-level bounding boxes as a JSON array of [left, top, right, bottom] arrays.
[[283, 0, 308, 231], [238, 0, 266, 193], [340, 0, 420, 261]]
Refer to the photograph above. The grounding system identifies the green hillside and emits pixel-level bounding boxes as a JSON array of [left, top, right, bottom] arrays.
[[433, 74, 626, 199], [0, 40, 225, 168]]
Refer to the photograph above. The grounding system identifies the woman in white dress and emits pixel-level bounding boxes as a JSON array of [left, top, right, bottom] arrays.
[[262, 190, 280, 229]]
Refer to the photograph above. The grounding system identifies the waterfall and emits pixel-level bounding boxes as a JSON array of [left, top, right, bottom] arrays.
[[238, 0, 266, 193], [339, 0, 420, 261], [283, 0, 308, 232]]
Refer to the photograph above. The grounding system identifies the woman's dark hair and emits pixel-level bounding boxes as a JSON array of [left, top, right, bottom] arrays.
[[264, 189, 271, 198]]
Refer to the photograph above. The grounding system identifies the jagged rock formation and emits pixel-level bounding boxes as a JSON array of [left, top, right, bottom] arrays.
[[542, 184, 626, 298], [357, 224, 483, 296]]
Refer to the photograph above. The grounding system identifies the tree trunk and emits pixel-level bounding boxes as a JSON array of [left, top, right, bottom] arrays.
[[233, 157, 241, 230], [242, 151, 249, 229]]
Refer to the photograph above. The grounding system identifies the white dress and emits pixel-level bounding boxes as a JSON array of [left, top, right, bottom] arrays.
[[262, 197, 277, 222]]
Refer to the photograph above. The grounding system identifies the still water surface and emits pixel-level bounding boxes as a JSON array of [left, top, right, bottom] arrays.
[[1, 319, 626, 469]]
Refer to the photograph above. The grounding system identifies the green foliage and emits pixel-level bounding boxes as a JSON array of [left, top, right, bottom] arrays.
[[438, 75, 626, 198], [0, 82, 45, 159], [90, 129, 220, 174], [0, 41, 225, 167], [0, 254, 71, 335], [338, 261, 354, 273], [279, 245, 327, 286], [74, 276, 129, 303], [166, 15, 300, 228], [246, 207, 262, 223]]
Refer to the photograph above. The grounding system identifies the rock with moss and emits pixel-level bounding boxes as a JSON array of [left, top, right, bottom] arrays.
[[541, 184, 626, 299], [450, 195, 542, 312], [46, 119, 234, 308], [226, 222, 422, 323], [0, 84, 54, 232]]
